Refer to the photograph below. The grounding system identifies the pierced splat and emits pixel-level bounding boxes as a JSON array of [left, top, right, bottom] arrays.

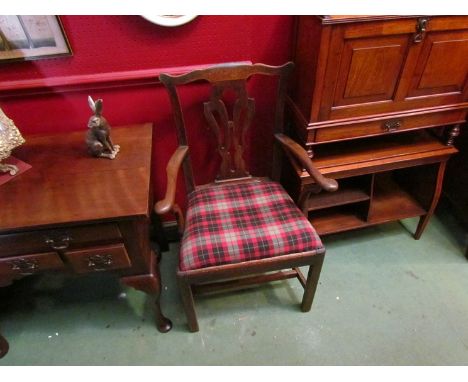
[[204, 81, 255, 181], [158, 61, 294, 191]]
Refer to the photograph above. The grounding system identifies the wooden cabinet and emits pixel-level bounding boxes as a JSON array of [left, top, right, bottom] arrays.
[[286, 16, 468, 237], [290, 15, 468, 144]]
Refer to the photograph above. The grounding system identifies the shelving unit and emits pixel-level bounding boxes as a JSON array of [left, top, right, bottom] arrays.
[[284, 130, 457, 238]]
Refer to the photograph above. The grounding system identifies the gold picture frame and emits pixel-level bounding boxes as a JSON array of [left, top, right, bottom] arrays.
[[0, 16, 72, 63]]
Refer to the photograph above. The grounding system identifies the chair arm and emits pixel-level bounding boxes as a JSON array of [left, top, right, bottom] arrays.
[[154, 145, 189, 215], [275, 133, 338, 192]]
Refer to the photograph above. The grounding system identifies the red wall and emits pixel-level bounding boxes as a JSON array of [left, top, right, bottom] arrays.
[[0, 16, 295, 212]]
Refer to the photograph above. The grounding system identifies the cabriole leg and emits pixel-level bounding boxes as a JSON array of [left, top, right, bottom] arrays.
[[121, 252, 172, 333]]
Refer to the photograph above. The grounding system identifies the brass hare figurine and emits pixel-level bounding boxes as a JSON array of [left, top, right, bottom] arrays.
[[86, 96, 120, 159]]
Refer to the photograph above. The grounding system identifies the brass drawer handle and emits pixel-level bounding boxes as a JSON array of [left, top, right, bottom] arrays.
[[414, 17, 428, 43], [383, 119, 402, 133], [87, 254, 114, 271], [9, 259, 39, 275], [45, 235, 71, 251]]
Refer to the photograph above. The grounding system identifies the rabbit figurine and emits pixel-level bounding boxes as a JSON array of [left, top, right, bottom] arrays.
[[86, 96, 120, 159]]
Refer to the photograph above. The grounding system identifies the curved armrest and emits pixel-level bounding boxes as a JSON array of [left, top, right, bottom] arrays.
[[275, 133, 338, 192], [154, 145, 189, 215]]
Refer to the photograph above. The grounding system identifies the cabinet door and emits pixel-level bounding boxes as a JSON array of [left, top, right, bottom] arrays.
[[317, 16, 468, 121], [402, 29, 468, 102], [333, 35, 409, 107], [319, 19, 417, 120]]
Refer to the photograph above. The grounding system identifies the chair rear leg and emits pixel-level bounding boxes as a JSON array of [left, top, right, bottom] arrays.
[[177, 276, 199, 332], [301, 253, 325, 312]]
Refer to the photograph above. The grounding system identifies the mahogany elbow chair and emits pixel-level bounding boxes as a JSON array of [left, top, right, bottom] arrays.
[[155, 62, 338, 332]]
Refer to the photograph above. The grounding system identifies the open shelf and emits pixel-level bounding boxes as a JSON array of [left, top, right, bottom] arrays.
[[368, 173, 426, 224], [309, 205, 367, 236], [307, 176, 371, 211], [308, 188, 370, 211], [308, 172, 427, 236]]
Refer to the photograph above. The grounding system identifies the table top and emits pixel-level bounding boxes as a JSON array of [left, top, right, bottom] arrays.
[[0, 123, 153, 232]]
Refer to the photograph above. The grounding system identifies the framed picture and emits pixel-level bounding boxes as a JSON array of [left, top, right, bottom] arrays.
[[0, 16, 72, 63]]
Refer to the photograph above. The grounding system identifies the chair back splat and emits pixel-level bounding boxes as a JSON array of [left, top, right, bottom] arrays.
[[159, 62, 294, 188]]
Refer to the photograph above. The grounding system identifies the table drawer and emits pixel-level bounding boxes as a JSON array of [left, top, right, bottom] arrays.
[[312, 109, 465, 143], [64, 243, 131, 274], [0, 223, 122, 258], [0, 252, 64, 278]]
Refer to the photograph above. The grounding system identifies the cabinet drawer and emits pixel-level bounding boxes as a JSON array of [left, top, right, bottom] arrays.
[[0, 223, 122, 258], [64, 243, 131, 274], [312, 109, 465, 143], [0, 252, 64, 278]]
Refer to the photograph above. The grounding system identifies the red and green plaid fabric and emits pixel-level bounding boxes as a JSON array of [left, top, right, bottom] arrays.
[[179, 179, 323, 271]]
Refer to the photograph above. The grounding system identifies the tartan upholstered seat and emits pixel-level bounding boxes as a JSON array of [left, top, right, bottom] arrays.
[[179, 180, 323, 271]]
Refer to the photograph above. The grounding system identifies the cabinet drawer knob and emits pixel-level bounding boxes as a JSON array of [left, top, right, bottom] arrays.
[[9, 259, 39, 275], [414, 18, 428, 43], [383, 119, 402, 133], [87, 254, 114, 271], [45, 235, 71, 251]]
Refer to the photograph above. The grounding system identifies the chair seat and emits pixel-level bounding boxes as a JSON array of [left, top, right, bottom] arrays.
[[179, 179, 323, 271]]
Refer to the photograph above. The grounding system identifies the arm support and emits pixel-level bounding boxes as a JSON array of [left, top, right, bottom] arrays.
[[154, 145, 189, 215], [275, 133, 338, 192]]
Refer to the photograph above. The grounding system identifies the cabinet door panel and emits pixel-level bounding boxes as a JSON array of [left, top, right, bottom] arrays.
[[319, 23, 415, 120], [333, 35, 409, 107], [405, 30, 468, 99]]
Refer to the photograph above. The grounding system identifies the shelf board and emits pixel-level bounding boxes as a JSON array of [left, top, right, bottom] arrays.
[[309, 208, 367, 236], [308, 187, 370, 211], [369, 175, 426, 224], [309, 175, 426, 236]]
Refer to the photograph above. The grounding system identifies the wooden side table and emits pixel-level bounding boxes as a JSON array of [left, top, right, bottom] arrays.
[[0, 123, 171, 358]]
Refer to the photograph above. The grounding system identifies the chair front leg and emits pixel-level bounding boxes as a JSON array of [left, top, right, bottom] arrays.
[[177, 276, 199, 332], [301, 253, 325, 312]]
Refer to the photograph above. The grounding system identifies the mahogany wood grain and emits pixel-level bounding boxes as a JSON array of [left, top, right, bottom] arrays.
[[290, 15, 468, 135], [275, 133, 338, 192], [0, 124, 153, 232], [414, 161, 447, 239], [312, 108, 465, 144], [0, 223, 122, 258], [0, 252, 64, 280], [154, 145, 189, 215], [299, 130, 457, 180], [63, 243, 132, 273], [307, 186, 370, 211]]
